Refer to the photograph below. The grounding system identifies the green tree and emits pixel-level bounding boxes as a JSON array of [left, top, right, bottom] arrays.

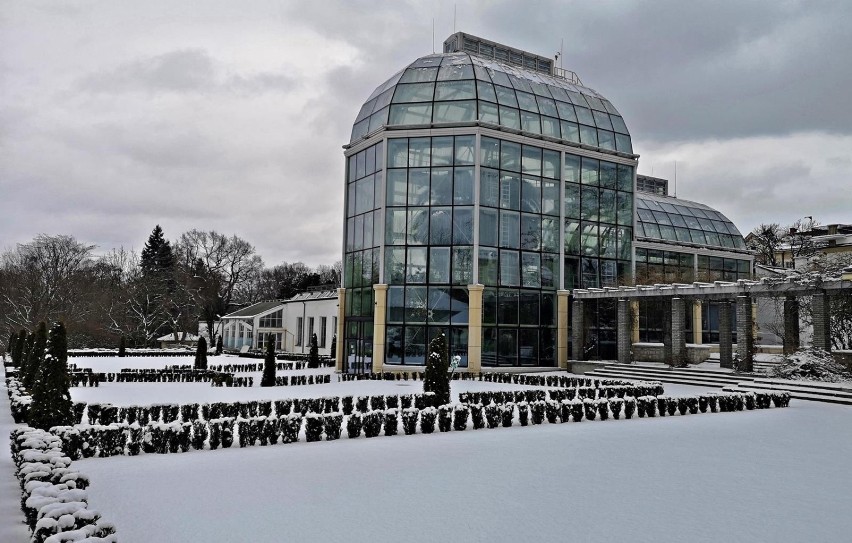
[[24, 323, 47, 390], [215, 335, 223, 355], [330, 334, 336, 360], [140, 225, 174, 276], [118, 335, 126, 357], [29, 322, 73, 430], [424, 333, 450, 406], [308, 333, 319, 368], [194, 336, 208, 370], [6, 331, 14, 354], [12, 329, 26, 367], [260, 335, 276, 387]]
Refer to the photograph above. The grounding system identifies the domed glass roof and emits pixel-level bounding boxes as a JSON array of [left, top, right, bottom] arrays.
[[635, 192, 747, 251], [350, 52, 632, 155]]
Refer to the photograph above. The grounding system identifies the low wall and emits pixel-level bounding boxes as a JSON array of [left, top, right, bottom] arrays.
[[632, 343, 712, 365]]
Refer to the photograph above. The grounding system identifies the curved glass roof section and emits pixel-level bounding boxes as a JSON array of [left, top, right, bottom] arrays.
[[350, 53, 632, 155], [635, 193, 747, 251]]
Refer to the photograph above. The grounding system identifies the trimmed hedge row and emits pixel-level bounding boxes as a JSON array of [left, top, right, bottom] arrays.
[[10, 427, 117, 542], [7, 376, 31, 423], [68, 349, 193, 357], [70, 392, 438, 427]]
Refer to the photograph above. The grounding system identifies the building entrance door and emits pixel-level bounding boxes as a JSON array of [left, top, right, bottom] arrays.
[[344, 318, 373, 374]]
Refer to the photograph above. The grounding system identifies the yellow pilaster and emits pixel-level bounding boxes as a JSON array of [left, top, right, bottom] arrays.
[[692, 300, 703, 345], [630, 301, 640, 344], [467, 284, 484, 373], [557, 290, 570, 369], [335, 288, 346, 372], [372, 284, 388, 373]]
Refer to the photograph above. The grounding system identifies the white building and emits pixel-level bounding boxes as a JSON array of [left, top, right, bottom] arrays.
[[220, 289, 339, 356]]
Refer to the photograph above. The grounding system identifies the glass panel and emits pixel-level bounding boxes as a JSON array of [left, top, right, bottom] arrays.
[[434, 80, 476, 100], [581, 186, 599, 221], [615, 133, 633, 153], [478, 247, 499, 286], [579, 125, 598, 146], [452, 207, 474, 244], [521, 214, 541, 250], [519, 291, 540, 325], [478, 101, 500, 124], [452, 247, 473, 285], [430, 168, 452, 205], [437, 63, 473, 80], [500, 141, 522, 171], [516, 91, 538, 112], [454, 135, 475, 165], [500, 173, 521, 210], [617, 165, 633, 192], [479, 207, 498, 247], [429, 207, 452, 245], [499, 211, 520, 249], [400, 66, 439, 83], [564, 220, 581, 255], [541, 116, 560, 137], [481, 137, 500, 168], [574, 105, 595, 125], [428, 287, 451, 323], [385, 247, 405, 284], [405, 248, 427, 283], [536, 96, 558, 117], [581, 158, 599, 185], [431, 137, 453, 166], [495, 85, 518, 106], [541, 254, 558, 289], [429, 248, 451, 284], [581, 223, 598, 257], [409, 138, 431, 167], [542, 217, 559, 253], [617, 191, 633, 226], [521, 253, 541, 288], [565, 182, 581, 219], [599, 189, 616, 224], [498, 290, 519, 325], [556, 100, 577, 121], [388, 287, 405, 323], [600, 224, 617, 258], [500, 250, 520, 286], [499, 106, 520, 129], [407, 208, 429, 244], [385, 209, 406, 245], [453, 167, 474, 204], [480, 168, 499, 207], [560, 121, 580, 143], [542, 180, 559, 216], [520, 111, 541, 134], [388, 139, 408, 168], [521, 176, 541, 213], [542, 150, 560, 179], [476, 80, 497, 102], [433, 100, 477, 123], [407, 168, 429, 205]]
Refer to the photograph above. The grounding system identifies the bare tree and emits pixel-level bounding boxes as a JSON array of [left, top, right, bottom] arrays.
[[747, 223, 783, 266], [784, 217, 821, 267], [175, 230, 264, 342]]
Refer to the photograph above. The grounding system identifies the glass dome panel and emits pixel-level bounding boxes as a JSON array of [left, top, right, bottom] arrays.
[[634, 193, 747, 252]]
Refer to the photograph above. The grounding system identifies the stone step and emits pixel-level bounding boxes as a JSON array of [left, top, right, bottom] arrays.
[[586, 369, 736, 389], [592, 365, 753, 384], [724, 381, 852, 401], [723, 385, 852, 406], [752, 378, 852, 394]]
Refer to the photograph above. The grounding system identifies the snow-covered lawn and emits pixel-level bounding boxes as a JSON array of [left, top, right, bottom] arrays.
[[69, 354, 246, 372], [75, 398, 852, 543]]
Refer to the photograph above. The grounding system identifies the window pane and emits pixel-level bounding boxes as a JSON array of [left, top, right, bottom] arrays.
[[519, 291, 540, 324], [452, 247, 473, 285], [500, 141, 521, 171], [541, 254, 558, 288], [481, 137, 500, 168], [478, 101, 500, 124], [392, 82, 435, 103], [478, 247, 498, 285], [565, 182, 580, 219], [599, 189, 616, 224], [434, 80, 475, 100], [498, 290, 519, 325], [479, 208, 498, 247], [388, 139, 408, 168], [454, 135, 475, 165], [429, 208, 452, 245], [407, 168, 429, 205], [453, 167, 474, 204], [429, 248, 451, 284], [480, 168, 499, 207], [499, 106, 520, 130], [521, 176, 541, 213], [500, 250, 520, 286], [521, 146, 542, 175], [581, 186, 599, 221], [409, 138, 431, 167], [452, 207, 474, 244], [406, 248, 427, 283], [407, 208, 429, 244], [521, 214, 541, 250], [520, 111, 541, 134], [404, 326, 426, 364], [542, 180, 559, 215], [385, 247, 405, 284], [476, 80, 497, 102], [565, 220, 581, 255], [385, 209, 406, 245], [582, 223, 598, 257], [499, 210, 520, 249], [541, 217, 559, 253], [389, 104, 432, 125], [561, 121, 580, 143], [428, 287, 451, 323], [430, 168, 452, 205], [433, 100, 476, 123], [500, 173, 521, 210], [521, 253, 541, 288], [431, 137, 453, 166]]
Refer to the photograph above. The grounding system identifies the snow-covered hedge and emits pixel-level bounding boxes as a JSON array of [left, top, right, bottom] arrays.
[[10, 426, 117, 542], [6, 376, 32, 423]]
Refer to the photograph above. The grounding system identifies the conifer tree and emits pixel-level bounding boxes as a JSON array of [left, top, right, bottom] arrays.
[[118, 336, 126, 357], [12, 329, 26, 367], [260, 335, 276, 387], [308, 333, 319, 368], [140, 225, 174, 275], [6, 331, 15, 354], [424, 333, 451, 406], [330, 334, 337, 360], [194, 336, 208, 370], [24, 323, 47, 390], [20, 332, 34, 376], [29, 322, 73, 430], [215, 335, 223, 355]]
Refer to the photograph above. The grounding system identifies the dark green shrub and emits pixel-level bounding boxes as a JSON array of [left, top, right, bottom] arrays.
[[438, 405, 453, 432], [597, 399, 609, 421], [470, 404, 485, 429], [420, 407, 437, 433], [500, 403, 514, 427], [624, 398, 636, 419], [545, 401, 559, 424], [305, 414, 323, 442], [530, 401, 545, 425], [324, 414, 343, 440], [383, 409, 399, 436], [346, 412, 363, 438], [191, 420, 208, 450], [363, 411, 383, 438], [610, 398, 624, 419], [453, 405, 470, 430], [401, 408, 418, 435], [517, 402, 529, 426], [282, 414, 301, 443], [677, 398, 688, 415]]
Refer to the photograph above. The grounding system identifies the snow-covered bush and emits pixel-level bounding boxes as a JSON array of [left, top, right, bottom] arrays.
[[643, 396, 657, 417], [596, 399, 609, 421], [363, 411, 383, 438], [370, 395, 386, 411], [677, 397, 688, 415], [771, 348, 851, 382], [453, 404, 470, 430], [499, 403, 514, 427], [324, 413, 343, 441], [544, 400, 559, 424], [470, 403, 485, 429], [401, 408, 418, 435], [583, 398, 597, 421], [438, 405, 453, 432], [516, 402, 529, 426], [686, 397, 699, 414], [355, 396, 369, 413], [383, 409, 399, 436], [529, 401, 545, 425], [655, 397, 668, 417], [346, 412, 363, 438], [191, 420, 208, 450], [624, 397, 636, 419], [420, 407, 437, 434], [305, 413, 323, 442], [281, 414, 301, 444], [385, 395, 399, 409], [609, 398, 624, 420]]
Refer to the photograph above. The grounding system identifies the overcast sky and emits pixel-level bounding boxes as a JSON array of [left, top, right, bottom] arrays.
[[2, 0, 850, 267]]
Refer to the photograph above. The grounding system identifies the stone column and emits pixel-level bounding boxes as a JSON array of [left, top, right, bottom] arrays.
[[617, 298, 631, 364], [335, 288, 346, 372], [692, 300, 703, 345], [812, 292, 831, 352], [661, 298, 672, 365], [630, 301, 640, 344], [783, 296, 800, 355], [671, 297, 686, 367], [371, 284, 388, 373], [719, 301, 733, 369], [557, 290, 570, 369], [467, 284, 484, 373], [736, 295, 754, 372], [571, 299, 585, 361]]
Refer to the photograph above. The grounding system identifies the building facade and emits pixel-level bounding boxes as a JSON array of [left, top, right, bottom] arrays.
[[338, 33, 751, 372]]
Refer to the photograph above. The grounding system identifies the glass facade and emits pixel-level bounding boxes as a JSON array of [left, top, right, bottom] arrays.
[[635, 193, 747, 250]]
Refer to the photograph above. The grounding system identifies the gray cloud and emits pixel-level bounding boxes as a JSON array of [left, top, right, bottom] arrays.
[[1, 0, 850, 265]]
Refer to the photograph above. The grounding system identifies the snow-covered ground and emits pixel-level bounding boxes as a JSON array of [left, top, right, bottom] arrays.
[[69, 354, 249, 372], [73, 397, 852, 543]]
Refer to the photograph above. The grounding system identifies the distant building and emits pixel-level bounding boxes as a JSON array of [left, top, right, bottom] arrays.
[[219, 288, 338, 356], [775, 224, 852, 269]]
